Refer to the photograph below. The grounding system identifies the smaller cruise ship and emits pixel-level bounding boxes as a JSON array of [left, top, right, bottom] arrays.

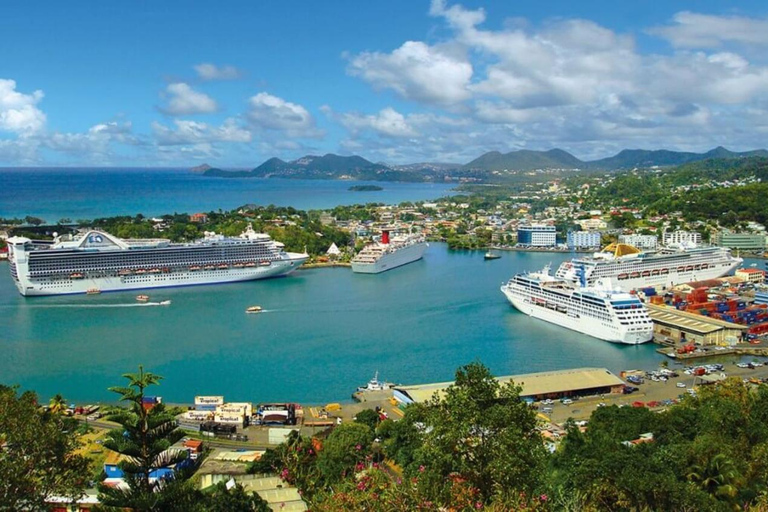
[[501, 265, 653, 344], [351, 231, 427, 274]]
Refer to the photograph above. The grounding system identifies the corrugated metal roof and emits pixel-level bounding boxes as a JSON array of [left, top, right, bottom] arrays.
[[395, 367, 625, 403], [646, 304, 747, 334]]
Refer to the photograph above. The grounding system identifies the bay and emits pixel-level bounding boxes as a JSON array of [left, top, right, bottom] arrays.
[[0, 244, 664, 404], [0, 168, 455, 222]]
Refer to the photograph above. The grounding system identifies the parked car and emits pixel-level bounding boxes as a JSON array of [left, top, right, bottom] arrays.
[[676, 382, 686, 388]]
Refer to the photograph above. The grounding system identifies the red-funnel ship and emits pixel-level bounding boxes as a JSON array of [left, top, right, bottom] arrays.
[[381, 230, 390, 244]]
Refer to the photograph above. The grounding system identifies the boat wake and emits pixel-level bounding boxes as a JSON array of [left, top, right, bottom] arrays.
[[14, 302, 171, 309]]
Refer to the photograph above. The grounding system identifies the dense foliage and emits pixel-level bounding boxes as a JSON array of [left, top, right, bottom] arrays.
[[0, 386, 89, 510]]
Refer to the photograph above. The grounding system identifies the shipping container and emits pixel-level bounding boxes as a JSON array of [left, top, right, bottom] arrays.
[[195, 395, 224, 407]]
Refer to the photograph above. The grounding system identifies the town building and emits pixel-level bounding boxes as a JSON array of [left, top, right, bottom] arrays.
[[619, 234, 658, 250], [517, 224, 556, 247], [393, 367, 627, 403], [577, 218, 607, 231], [662, 230, 702, 246], [735, 268, 766, 284], [646, 304, 747, 346], [189, 213, 208, 223], [566, 231, 601, 250], [713, 231, 765, 251]]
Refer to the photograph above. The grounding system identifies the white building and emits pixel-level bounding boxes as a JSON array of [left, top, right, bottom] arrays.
[[517, 225, 556, 247], [577, 218, 608, 231], [567, 231, 601, 250], [619, 234, 658, 250], [663, 230, 702, 246]]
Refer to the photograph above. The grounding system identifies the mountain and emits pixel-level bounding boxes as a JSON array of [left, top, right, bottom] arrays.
[[204, 153, 403, 180], [588, 146, 768, 170], [463, 149, 585, 171], [190, 163, 213, 173]]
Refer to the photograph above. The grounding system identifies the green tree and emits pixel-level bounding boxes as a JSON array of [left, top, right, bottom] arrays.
[[0, 385, 89, 510], [48, 393, 68, 415], [96, 366, 187, 511], [316, 422, 374, 484], [353, 408, 382, 432], [387, 362, 547, 505]]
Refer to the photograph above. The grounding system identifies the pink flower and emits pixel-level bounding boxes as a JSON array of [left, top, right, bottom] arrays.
[[355, 444, 362, 451], [475, 502, 483, 510], [540, 494, 549, 502], [418, 465, 425, 473]]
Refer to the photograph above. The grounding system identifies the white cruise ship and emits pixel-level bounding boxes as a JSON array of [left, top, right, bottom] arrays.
[[555, 242, 741, 291], [351, 231, 427, 274], [6, 225, 308, 296], [501, 265, 653, 344]]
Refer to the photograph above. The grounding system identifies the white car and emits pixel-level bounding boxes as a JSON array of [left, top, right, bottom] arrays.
[[676, 382, 686, 388], [561, 399, 573, 405]]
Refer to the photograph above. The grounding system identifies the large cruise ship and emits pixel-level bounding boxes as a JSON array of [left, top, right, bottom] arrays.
[[555, 242, 741, 291], [501, 265, 654, 344], [6, 225, 308, 296], [351, 231, 427, 274]]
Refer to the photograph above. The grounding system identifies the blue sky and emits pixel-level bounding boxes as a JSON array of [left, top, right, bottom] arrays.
[[1, 0, 768, 166]]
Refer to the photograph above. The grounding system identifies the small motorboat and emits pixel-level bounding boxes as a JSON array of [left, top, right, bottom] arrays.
[[159, 300, 172, 306], [86, 288, 101, 295], [484, 251, 501, 260], [136, 295, 150, 302], [246, 306, 263, 314]]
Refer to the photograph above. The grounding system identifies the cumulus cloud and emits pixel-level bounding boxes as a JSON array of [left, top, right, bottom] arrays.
[[152, 118, 251, 146], [334, 1, 768, 161], [347, 41, 472, 106], [160, 83, 218, 115], [246, 92, 322, 138], [648, 12, 768, 49], [193, 63, 243, 81], [0, 79, 46, 134]]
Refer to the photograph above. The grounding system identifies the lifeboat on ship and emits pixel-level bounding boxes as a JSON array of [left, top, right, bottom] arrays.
[[630, 272, 640, 278], [135, 269, 147, 275], [149, 268, 161, 274], [618, 273, 629, 280], [204, 265, 215, 271], [118, 269, 132, 276], [641, 270, 651, 277], [245, 262, 257, 267], [218, 264, 229, 269], [259, 261, 271, 267], [661, 268, 669, 274], [233, 263, 245, 268], [701, 263, 709, 269], [70, 273, 84, 279], [651, 269, 660, 276], [189, 265, 201, 271], [686, 265, 694, 271]]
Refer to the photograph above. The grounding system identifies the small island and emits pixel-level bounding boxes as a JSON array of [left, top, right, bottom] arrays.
[[348, 185, 383, 191]]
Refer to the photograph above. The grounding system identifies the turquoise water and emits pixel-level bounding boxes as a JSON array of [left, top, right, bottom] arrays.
[[0, 168, 455, 222], [0, 245, 663, 404]]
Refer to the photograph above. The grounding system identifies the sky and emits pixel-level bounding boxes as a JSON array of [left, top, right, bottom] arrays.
[[1, 0, 768, 167]]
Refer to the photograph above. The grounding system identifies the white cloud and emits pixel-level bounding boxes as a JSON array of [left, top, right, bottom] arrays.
[[152, 118, 251, 146], [329, 107, 418, 138], [246, 92, 322, 137], [347, 41, 472, 106], [160, 83, 218, 116], [0, 79, 46, 134], [193, 63, 243, 81], [648, 12, 768, 49]]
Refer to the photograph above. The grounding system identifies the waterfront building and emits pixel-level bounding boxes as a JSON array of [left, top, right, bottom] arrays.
[[735, 268, 766, 284], [755, 291, 768, 306], [517, 224, 556, 247], [663, 230, 702, 246], [566, 231, 601, 250], [713, 231, 765, 251], [619, 234, 658, 250], [393, 367, 627, 404], [577, 218, 607, 231], [646, 304, 747, 346]]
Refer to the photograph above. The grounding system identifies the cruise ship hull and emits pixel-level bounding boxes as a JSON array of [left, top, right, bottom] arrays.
[[351, 241, 427, 274], [603, 261, 741, 291], [501, 287, 652, 345], [12, 254, 307, 296]]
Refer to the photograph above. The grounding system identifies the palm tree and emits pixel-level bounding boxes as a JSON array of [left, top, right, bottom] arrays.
[[48, 393, 67, 415], [687, 453, 743, 504]]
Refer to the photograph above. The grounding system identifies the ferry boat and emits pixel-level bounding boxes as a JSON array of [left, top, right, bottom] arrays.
[[356, 371, 394, 392], [6, 224, 308, 296], [351, 231, 427, 274], [501, 265, 653, 344], [484, 251, 501, 260], [555, 242, 741, 291], [246, 306, 263, 314]]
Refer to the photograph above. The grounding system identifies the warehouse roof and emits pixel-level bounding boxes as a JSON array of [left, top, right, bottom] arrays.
[[394, 367, 625, 404], [646, 304, 747, 335]]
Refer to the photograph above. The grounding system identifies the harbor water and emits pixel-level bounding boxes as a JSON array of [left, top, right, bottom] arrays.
[[0, 168, 455, 222], [0, 244, 664, 404]]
